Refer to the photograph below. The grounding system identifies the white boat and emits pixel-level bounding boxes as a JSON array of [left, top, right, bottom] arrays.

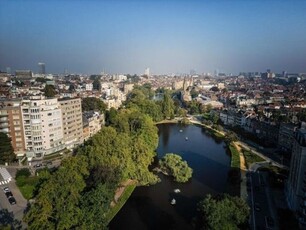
[[171, 198, 176, 205], [174, 189, 181, 193], [179, 129, 183, 132], [185, 137, 188, 140]]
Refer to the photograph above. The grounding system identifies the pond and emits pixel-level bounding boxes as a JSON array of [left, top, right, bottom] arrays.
[[110, 123, 231, 230]]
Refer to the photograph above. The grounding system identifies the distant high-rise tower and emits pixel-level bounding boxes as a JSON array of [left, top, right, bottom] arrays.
[[144, 67, 150, 76], [38, 62, 46, 74]]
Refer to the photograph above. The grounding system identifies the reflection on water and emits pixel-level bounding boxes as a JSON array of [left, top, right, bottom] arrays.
[[110, 123, 230, 230]]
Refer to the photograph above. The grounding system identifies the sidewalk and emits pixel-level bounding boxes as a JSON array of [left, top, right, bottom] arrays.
[[233, 142, 248, 201]]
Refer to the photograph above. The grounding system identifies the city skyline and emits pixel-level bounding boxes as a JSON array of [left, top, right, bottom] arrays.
[[1, 0, 306, 75]]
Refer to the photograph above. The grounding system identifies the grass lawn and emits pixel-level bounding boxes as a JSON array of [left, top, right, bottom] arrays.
[[105, 184, 136, 225], [229, 143, 240, 168], [16, 176, 39, 200], [242, 149, 265, 169]]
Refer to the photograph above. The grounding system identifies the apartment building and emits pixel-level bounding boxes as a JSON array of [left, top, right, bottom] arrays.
[[21, 96, 65, 158], [286, 128, 306, 227], [0, 99, 25, 156], [82, 111, 103, 139], [59, 98, 83, 149]]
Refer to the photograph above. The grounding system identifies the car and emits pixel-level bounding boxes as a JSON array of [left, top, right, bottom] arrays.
[[34, 163, 42, 168], [3, 187, 10, 193], [254, 203, 261, 211], [8, 196, 16, 205], [5, 191, 13, 198]]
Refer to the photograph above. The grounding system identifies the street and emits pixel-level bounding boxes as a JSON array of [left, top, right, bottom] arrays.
[[248, 171, 278, 230], [0, 172, 28, 226]]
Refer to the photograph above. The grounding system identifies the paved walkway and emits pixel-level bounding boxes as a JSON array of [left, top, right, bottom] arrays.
[[233, 142, 248, 200], [111, 179, 136, 207]]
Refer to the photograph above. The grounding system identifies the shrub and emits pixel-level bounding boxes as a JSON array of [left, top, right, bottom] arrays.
[[15, 168, 31, 179]]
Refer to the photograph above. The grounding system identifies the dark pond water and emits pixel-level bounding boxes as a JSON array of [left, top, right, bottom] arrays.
[[110, 123, 231, 230]]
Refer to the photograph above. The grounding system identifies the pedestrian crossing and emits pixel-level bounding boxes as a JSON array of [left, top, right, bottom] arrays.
[[0, 167, 12, 185]]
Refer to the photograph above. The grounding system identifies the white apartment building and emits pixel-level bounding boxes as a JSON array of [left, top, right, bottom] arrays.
[[85, 83, 93, 91], [21, 96, 65, 158]]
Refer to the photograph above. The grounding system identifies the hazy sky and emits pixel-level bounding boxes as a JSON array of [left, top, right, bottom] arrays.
[[0, 0, 306, 75]]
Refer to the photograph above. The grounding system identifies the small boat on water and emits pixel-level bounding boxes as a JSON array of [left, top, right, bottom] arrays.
[[174, 189, 181, 193], [185, 137, 188, 140], [179, 129, 183, 132], [171, 198, 176, 205]]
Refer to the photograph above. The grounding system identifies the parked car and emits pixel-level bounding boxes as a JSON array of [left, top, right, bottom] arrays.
[[5, 191, 13, 198], [34, 163, 42, 168], [3, 187, 10, 193], [8, 196, 16, 205]]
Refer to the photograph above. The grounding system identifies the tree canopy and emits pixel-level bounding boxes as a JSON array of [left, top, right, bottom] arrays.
[[161, 91, 175, 119], [24, 106, 160, 229], [82, 97, 106, 113], [43, 85, 57, 98], [196, 194, 250, 230], [159, 153, 193, 183], [0, 133, 15, 164]]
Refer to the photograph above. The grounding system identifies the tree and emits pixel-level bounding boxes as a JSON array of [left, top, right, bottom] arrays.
[[68, 84, 75, 92], [0, 209, 22, 230], [24, 156, 89, 229], [43, 85, 57, 98], [0, 133, 15, 164], [161, 91, 175, 119], [35, 77, 47, 83], [78, 183, 114, 230], [210, 86, 220, 92], [197, 194, 250, 230], [105, 107, 118, 125], [190, 88, 199, 98], [159, 153, 193, 183], [82, 97, 106, 113], [92, 79, 101, 91], [113, 109, 160, 185], [125, 87, 163, 122], [224, 131, 238, 144]]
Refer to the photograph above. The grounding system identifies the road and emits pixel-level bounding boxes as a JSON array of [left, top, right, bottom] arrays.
[[0, 169, 28, 226], [248, 171, 278, 230], [0, 158, 62, 227]]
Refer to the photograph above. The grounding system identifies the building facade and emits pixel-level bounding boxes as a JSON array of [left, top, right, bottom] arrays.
[[286, 129, 306, 227], [0, 99, 25, 156], [21, 96, 65, 158], [59, 98, 83, 149]]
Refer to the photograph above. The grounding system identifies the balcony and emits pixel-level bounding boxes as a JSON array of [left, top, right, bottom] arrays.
[[31, 119, 41, 124], [0, 123, 9, 128], [0, 128, 9, 133], [0, 117, 8, 122]]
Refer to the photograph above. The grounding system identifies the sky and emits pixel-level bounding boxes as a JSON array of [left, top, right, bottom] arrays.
[[0, 0, 306, 75]]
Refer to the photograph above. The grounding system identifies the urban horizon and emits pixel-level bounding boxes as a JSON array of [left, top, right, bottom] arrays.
[[1, 0, 306, 75]]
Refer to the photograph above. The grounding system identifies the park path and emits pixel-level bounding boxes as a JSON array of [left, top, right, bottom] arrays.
[[111, 179, 136, 207], [233, 142, 248, 200]]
